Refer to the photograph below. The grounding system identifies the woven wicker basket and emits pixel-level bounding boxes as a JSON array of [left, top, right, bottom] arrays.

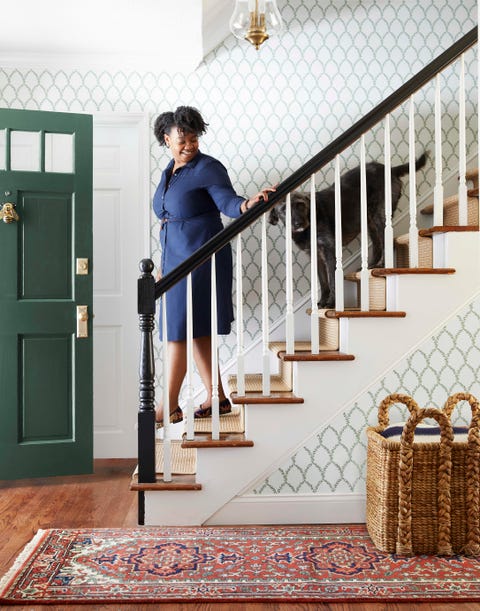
[[366, 392, 480, 555], [395, 234, 433, 268]]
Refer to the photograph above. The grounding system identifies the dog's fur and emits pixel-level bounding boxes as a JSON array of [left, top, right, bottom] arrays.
[[268, 153, 428, 308]]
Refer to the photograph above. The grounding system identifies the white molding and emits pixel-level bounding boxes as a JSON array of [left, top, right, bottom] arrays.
[[205, 493, 367, 525], [93, 112, 151, 259]]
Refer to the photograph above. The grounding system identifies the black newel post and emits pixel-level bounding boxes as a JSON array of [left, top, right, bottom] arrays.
[[137, 258, 156, 483]]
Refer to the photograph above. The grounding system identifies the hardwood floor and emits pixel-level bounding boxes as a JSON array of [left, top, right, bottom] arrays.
[[0, 460, 476, 611]]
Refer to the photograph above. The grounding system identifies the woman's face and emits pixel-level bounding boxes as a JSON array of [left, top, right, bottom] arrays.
[[164, 127, 199, 167]]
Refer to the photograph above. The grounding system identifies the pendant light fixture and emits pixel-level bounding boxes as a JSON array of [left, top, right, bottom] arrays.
[[229, 0, 284, 50]]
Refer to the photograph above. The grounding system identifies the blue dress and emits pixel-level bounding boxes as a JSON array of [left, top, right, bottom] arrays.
[[153, 151, 244, 341]]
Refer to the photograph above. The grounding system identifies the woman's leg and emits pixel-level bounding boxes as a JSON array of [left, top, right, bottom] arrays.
[[155, 340, 187, 422], [193, 335, 228, 407]]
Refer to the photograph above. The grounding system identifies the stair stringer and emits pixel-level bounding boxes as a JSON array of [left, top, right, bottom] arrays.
[[144, 232, 480, 526]]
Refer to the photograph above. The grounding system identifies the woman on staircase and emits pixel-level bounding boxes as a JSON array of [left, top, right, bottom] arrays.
[[153, 105, 275, 426]]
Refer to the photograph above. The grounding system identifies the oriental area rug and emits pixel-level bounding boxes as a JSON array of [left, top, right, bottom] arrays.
[[1, 524, 479, 604]]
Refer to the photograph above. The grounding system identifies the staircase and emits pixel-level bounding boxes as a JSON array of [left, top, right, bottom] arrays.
[[131, 169, 479, 525], [131, 29, 479, 526]]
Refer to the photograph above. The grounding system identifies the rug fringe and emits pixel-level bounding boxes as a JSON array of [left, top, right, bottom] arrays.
[[0, 529, 48, 596]]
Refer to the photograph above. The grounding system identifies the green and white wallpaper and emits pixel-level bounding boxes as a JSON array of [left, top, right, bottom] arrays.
[[1, 0, 477, 495]]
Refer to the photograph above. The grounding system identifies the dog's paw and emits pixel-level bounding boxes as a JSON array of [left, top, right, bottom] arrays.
[[318, 299, 335, 309]]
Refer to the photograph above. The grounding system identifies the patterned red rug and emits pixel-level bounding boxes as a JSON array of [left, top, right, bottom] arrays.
[[1, 524, 479, 604]]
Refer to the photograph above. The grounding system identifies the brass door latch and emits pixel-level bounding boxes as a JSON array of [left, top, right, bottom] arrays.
[[0, 202, 19, 224], [77, 305, 88, 338]]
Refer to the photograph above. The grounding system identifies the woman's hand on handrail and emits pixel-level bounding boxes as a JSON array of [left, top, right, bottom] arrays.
[[241, 185, 277, 214]]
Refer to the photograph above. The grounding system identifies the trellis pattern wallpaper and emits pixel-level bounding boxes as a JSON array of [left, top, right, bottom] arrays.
[[0, 0, 477, 496]]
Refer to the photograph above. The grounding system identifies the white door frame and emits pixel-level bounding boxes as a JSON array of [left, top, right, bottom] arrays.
[[92, 112, 151, 457]]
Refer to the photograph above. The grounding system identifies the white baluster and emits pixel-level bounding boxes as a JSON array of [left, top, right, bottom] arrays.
[[384, 115, 394, 269], [359, 135, 370, 310], [458, 53, 468, 225], [334, 156, 344, 311], [261, 214, 270, 395], [211, 253, 220, 440], [161, 293, 172, 481], [185, 274, 195, 440], [235, 234, 245, 396], [310, 174, 319, 353], [285, 193, 295, 354], [433, 74, 444, 228], [408, 95, 419, 267]]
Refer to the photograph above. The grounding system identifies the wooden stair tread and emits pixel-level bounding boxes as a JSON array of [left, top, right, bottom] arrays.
[[130, 474, 201, 491], [371, 267, 456, 276], [281, 349, 355, 361], [230, 390, 304, 404], [130, 440, 199, 490], [419, 225, 479, 236], [182, 432, 254, 448], [269, 340, 339, 354], [325, 308, 406, 318]]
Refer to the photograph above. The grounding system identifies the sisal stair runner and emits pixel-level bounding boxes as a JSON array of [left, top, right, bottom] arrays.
[[420, 166, 479, 226], [181, 404, 252, 448], [131, 407, 249, 490], [394, 169, 479, 267], [344, 270, 386, 310]]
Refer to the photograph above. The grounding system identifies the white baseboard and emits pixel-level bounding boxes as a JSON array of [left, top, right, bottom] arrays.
[[205, 493, 366, 525]]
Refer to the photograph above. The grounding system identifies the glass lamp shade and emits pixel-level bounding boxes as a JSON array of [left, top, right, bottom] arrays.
[[229, 0, 284, 50]]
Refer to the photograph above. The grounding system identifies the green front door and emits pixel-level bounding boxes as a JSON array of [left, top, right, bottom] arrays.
[[0, 108, 93, 479]]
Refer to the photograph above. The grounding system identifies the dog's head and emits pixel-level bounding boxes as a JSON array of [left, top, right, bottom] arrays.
[[268, 192, 311, 233]]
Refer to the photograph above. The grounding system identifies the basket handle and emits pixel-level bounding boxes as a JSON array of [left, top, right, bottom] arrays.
[[377, 393, 421, 429], [443, 392, 480, 555], [443, 392, 479, 418], [396, 407, 454, 556]]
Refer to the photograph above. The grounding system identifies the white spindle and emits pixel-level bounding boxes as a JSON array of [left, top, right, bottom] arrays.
[[235, 234, 245, 396], [458, 53, 468, 225], [185, 274, 195, 440], [384, 115, 394, 269], [310, 174, 319, 353], [261, 214, 270, 395], [161, 293, 172, 481], [433, 74, 444, 227], [359, 136, 370, 310], [211, 253, 220, 440], [408, 95, 419, 267], [285, 193, 295, 353], [334, 156, 344, 311]]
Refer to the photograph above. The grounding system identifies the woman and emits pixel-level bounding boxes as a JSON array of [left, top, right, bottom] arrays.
[[153, 106, 275, 426]]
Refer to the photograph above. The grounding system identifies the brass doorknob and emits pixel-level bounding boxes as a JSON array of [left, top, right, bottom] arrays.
[[0, 202, 19, 224]]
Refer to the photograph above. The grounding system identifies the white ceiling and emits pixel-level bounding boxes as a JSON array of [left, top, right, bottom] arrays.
[[1, 0, 234, 73]]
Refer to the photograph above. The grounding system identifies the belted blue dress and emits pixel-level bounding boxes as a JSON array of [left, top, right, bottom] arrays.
[[153, 151, 245, 341]]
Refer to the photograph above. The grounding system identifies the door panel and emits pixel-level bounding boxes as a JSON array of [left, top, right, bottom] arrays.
[[93, 119, 146, 458], [0, 108, 93, 479]]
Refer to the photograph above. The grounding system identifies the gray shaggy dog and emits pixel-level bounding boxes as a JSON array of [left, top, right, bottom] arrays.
[[269, 153, 427, 308]]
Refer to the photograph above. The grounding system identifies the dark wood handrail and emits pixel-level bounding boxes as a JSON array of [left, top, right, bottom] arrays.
[[153, 26, 477, 301]]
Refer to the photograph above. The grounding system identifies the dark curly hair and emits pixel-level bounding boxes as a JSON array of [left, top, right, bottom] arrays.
[[154, 106, 208, 146]]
